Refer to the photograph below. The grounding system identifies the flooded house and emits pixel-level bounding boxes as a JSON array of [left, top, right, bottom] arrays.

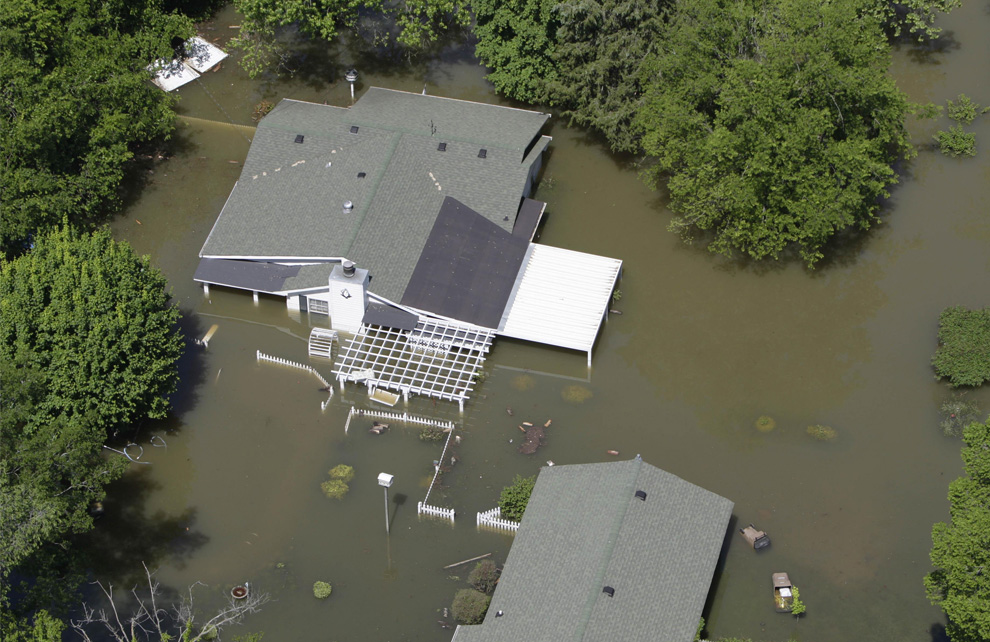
[[452, 456, 734, 642], [195, 88, 622, 408]]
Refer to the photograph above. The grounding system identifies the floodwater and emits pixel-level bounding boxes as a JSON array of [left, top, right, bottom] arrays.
[[88, 3, 990, 641]]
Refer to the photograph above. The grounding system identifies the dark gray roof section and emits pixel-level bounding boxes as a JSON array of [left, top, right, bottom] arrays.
[[400, 197, 528, 329], [193, 259, 300, 293], [452, 458, 733, 642], [512, 198, 546, 241], [198, 90, 551, 304], [362, 302, 419, 331]]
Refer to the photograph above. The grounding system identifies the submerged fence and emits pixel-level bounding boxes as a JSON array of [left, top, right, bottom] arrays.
[[477, 507, 519, 533], [343, 406, 455, 434], [256, 350, 332, 389], [417, 502, 455, 522]]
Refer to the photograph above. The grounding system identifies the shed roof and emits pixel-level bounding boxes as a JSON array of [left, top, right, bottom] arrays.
[[452, 458, 733, 642], [498, 244, 622, 352], [199, 90, 550, 302]]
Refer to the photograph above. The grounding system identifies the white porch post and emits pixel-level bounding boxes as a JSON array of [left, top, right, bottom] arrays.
[[202, 283, 210, 296]]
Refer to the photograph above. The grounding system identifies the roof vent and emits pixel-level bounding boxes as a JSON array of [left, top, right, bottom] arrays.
[[478, 148, 487, 159], [350, 126, 359, 134], [603, 586, 615, 597], [437, 142, 447, 152], [635, 490, 647, 501], [342, 260, 355, 277], [294, 134, 304, 144], [495, 610, 504, 618], [343, 200, 354, 214], [357, 172, 367, 178]]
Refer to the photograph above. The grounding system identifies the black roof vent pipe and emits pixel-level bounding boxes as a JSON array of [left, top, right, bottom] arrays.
[[635, 490, 647, 501], [602, 586, 615, 597]]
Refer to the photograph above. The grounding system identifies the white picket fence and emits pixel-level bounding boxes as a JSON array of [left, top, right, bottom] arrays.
[[257, 350, 331, 389], [343, 405, 455, 434], [477, 507, 519, 532], [422, 422, 456, 506], [320, 387, 335, 411], [417, 502, 455, 522]]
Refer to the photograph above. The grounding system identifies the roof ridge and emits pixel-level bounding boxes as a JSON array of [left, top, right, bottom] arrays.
[[574, 458, 643, 642], [369, 86, 552, 118]]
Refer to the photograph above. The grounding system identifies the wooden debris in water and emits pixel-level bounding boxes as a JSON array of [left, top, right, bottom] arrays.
[[522, 421, 533, 427], [518, 425, 527, 432], [369, 422, 388, 435], [506, 407, 514, 416], [443, 552, 491, 569], [606, 449, 619, 456], [544, 419, 552, 427], [518, 424, 546, 454]]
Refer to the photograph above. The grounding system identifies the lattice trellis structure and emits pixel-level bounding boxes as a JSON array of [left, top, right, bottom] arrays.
[[332, 318, 494, 411]]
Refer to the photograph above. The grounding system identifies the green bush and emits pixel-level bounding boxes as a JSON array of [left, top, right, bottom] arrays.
[[468, 559, 500, 593], [313, 581, 332, 599], [940, 399, 981, 437], [420, 426, 447, 442], [946, 94, 986, 125], [321, 479, 349, 500], [934, 125, 977, 157], [329, 464, 355, 482], [806, 425, 837, 441], [933, 307, 990, 387], [499, 474, 536, 521], [452, 588, 490, 624]]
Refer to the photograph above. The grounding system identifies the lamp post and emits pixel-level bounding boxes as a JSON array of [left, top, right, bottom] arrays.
[[378, 472, 394, 534], [345, 68, 358, 102]]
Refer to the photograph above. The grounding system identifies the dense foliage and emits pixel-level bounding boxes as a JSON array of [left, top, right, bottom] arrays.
[[473, 0, 560, 104], [468, 559, 500, 593], [933, 307, 990, 388], [451, 588, 490, 624], [0, 0, 193, 257], [636, 0, 912, 266], [925, 418, 990, 642], [0, 226, 182, 634], [230, 0, 469, 76], [498, 474, 536, 521]]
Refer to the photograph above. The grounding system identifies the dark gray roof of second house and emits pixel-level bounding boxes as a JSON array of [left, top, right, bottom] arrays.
[[199, 88, 551, 302], [452, 458, 733, 642]]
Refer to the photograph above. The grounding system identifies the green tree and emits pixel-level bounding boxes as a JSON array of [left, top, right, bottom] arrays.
[[472, 0, 561, 103], [0, 226, 183, 614], [498, 474, 536, 521], [0, 0, 193, 257], [230, 0, 469, 77], [864, 0, 961, 41], [932, 307, 990, 388], [636, 0, 912, 266], [451, 588, 490, 624], [925, 418, 990, 642], [550, 0, 665, 153]]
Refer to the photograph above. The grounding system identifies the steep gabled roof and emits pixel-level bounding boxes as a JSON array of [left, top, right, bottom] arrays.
[[453, 458, 733, 642]]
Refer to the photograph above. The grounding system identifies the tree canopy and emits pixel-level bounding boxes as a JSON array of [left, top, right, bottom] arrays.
[[925, 417, 990, 642], [635, 0, 912, 265], [933, 307, 990, 388], [0, 226, 183, 623], [230, 0, 470, 76], [0, 0, 193, 258]]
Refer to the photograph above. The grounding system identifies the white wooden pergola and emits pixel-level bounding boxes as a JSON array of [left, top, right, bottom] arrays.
[[331, 318, 494, 412]]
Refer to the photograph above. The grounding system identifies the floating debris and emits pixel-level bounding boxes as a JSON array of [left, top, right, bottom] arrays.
[[506, 407, 514, 416], [522, 421, 533, 427], [609, 309, 622, 315], [544, 419, 552, 427], [546, 460, 555, 466], [606, 450, 619, 456], [518, 425, 527, 432], [518, 424, 546, 454], [369, 422, 388, 435]]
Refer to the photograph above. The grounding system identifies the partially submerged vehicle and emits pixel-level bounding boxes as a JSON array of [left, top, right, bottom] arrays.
[[739, 523, 771, 550], [773, 572, 794, 612]]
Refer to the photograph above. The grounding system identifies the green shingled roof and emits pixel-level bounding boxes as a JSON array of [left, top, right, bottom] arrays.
[[452, 458, 733, 642], [199, 89, 550, 302]]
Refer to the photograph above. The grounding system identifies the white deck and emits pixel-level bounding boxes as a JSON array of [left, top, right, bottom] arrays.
[[149, 36, 227, 91], [498, 244, 622, 357]]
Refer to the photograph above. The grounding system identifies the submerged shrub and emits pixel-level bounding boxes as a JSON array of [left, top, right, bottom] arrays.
[[468, 559, 500, 593], [321, 479, 349, 499], [313, 581, 332, 599], [755, 416, 776, 433], [420, 426, 447, 442], [329, 464, 355, 482], [562, 385, 592, 403], [499, 474, 536, 521], [806, 425, 837, 441], [940, 399, 981, 437], [452, 588, 490, 624]]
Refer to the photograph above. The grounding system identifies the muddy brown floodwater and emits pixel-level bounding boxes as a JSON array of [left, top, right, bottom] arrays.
[[85, 3, 990, 641]]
